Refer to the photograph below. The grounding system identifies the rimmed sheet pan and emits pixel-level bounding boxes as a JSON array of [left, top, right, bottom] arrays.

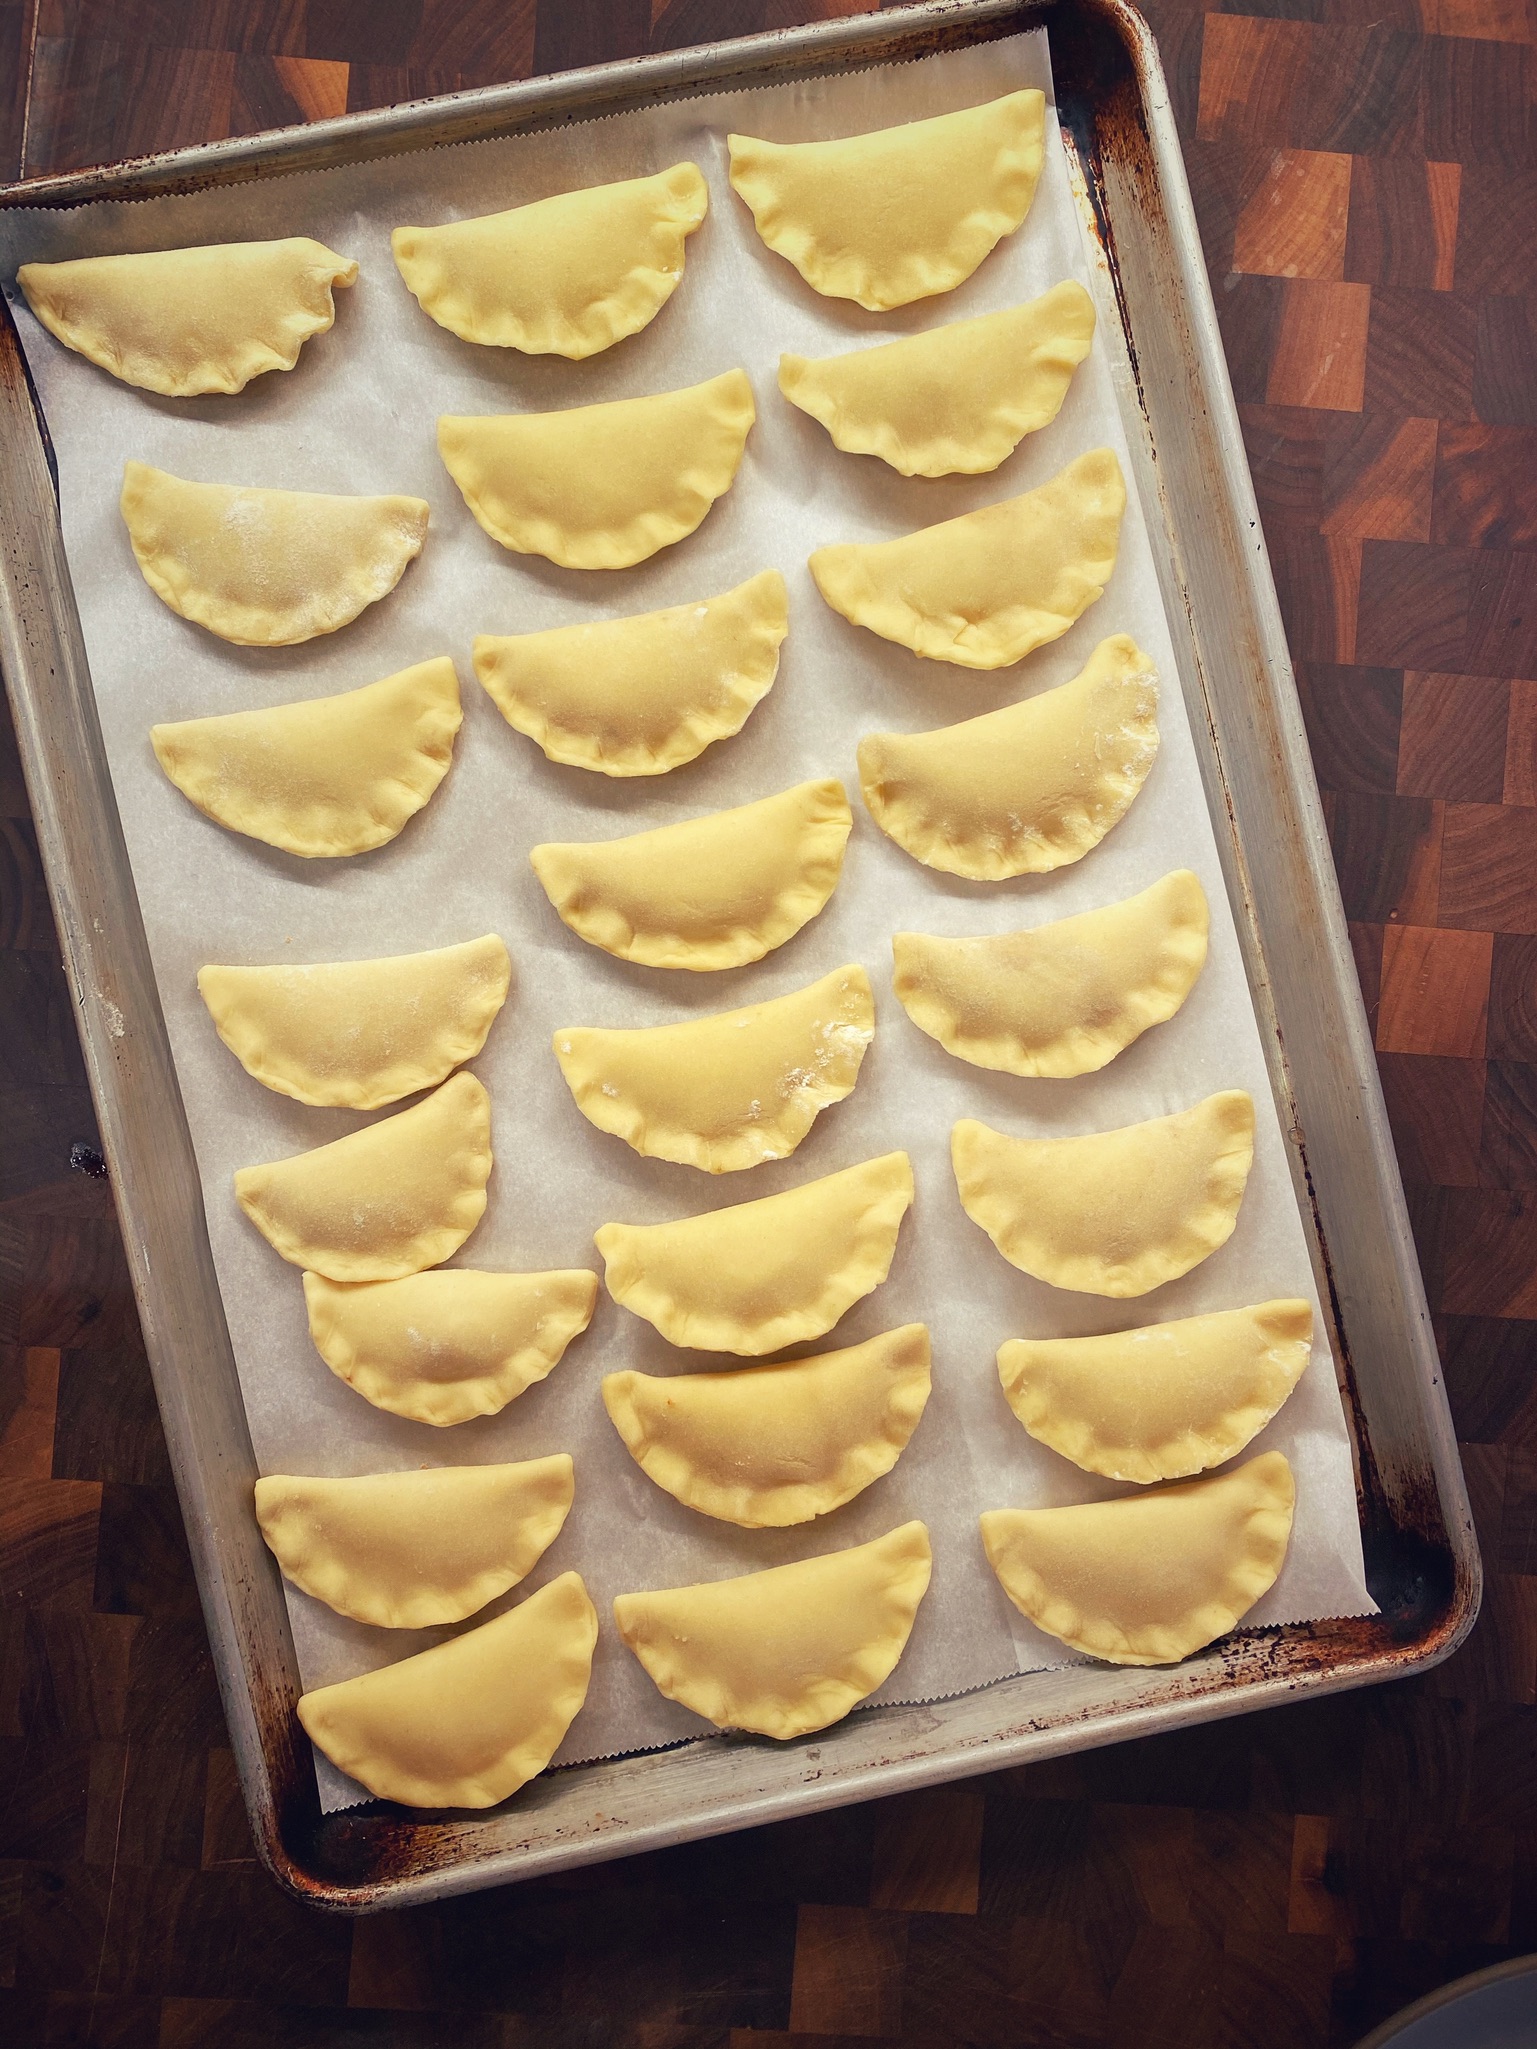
[[0, 0, 1477, 1909]]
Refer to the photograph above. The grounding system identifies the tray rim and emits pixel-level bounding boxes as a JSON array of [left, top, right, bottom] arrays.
[[0, 0, 1479, 1913]]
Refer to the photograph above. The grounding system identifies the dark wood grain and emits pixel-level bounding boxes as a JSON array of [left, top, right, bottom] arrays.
[[3, 0, 1537, 2040]]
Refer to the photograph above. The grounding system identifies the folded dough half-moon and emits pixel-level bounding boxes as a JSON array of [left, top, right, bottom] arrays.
[[304, 1267, 597, 1427], [779, 282, 1095, 477], [255, 1455, 575, 1627], [531, 778, 851, 972], [728, 91, 1044, 310], [120, 462, 428, 646], [810, 447, 1125, 670], [597, 1150, 913, 1355], [438, 370, 754, 570], [981, 1452, 1295, 1665], [199, 934, 510, 1108], [19, 238, 356, 396], [604, 1324, 931, 1527], [893, 871, 1207, 1077], [614, 1522, 932, 1737], [234, 1072, 492, 1283], [475, 569, 787, 777], [298, 1572, 598, 1807], [998, 1299, 1313, 1483], [554, 963, 874, 1173], [952, 1093, 1255, 1298], [859, 634, 1158, 880], [151, 658, 461, 860], [393, 163, 708, 358]]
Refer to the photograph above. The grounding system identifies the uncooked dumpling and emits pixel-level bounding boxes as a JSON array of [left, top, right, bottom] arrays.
[[728, 91, 1044, 310], [859, 635, 1158, 880], [475, 569, 787, 777], [199, 934, 509, 1108], [151, 658, 461, 860], [19, 238, 356, 396], [779, 282, 1095, 476], [304, 1267, 597, 1427], [255, 1455, 574, 1627], [393, 163, 707, 358], [438, 370, 754, 569], [531, 779, 851, 972], [981, 1453, 1295, 1665], [604, 1324, 931, 1527], [893, 871, 1206, 1077], [952, 1093, 1255, 1298], [298, 1572, 597, 1807], [120, 462, 428, 645], [234, 1072, 492, 1283], [997, 1299, 1313, 1483], [810, 448, 1125, 670], [614, 1522, 932, 1737], [554, 963, 874, 1173], [597, 1150, 913, 1355]]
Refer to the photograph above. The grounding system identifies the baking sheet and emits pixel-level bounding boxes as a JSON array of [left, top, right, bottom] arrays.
[[1, 29, 1372, 1812]]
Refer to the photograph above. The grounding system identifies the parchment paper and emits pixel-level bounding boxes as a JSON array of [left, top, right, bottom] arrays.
[[1, 30, 1372, 1812]]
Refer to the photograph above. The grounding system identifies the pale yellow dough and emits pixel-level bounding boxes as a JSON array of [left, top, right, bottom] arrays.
[[19, 238, 356, 396], [151, 658, 461, 860], [199, 934, 510, 1108], [298, 1572, 597, 1808], [597, 1150, 913, 1355], [234, 1072, 492, 1284], [997, 1299, 1313, 1483], [893, 871, 1207, 1077], [779, 282, 1095, 477], [952, 1093, 1256, 1299], [438, 370, 754, 570], [304, 1267, 597, 1427], [255, 1455, 574, 1628], [728, 91, 1044, 310], [531, 779, 851, 972], [120, 462, 427, 646], [859, 634, 1159, 880], [603, 1324, 931, 1527], [614, 1522, 932, 1738], [475, 569, 787, 778], [392, 163, 707, 358], [554, 963, 874, 1174], [810, 447, 1125, 670], [980, 1452, 1296, 1665]]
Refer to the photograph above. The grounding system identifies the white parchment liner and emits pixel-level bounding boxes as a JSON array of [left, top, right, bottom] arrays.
[[1, 31, 1372, 1812]]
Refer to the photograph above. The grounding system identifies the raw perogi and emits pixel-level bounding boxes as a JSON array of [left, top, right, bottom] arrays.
[[297, 1574, 598, 1807], [615, 1524, 933, 1736]]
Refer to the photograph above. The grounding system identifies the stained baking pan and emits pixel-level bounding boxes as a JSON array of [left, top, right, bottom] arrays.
[[0, 0, 1477, 1910]]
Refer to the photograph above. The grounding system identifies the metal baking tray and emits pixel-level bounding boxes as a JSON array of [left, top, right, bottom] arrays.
[[0, 0, 1478, 1911]]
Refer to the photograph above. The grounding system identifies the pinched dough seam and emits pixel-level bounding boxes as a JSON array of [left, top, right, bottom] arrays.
[[995, 1503, 1294, 1666], [1008, 1384, 1296, 1485], [612, 1376, 929, 1527], [735, 152, 1039, 312], [493, 627, 782, 776], [1005, 1147, 1253, 1296], [901, 924, 1204, 1074], [163, 711, 458, 859], [783, 338, 1090, 476], [867, 746, 1158, 879], [549, 832, 849, 969], [404, 240, 695, 356], [604, 1184, 911, 1355]]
